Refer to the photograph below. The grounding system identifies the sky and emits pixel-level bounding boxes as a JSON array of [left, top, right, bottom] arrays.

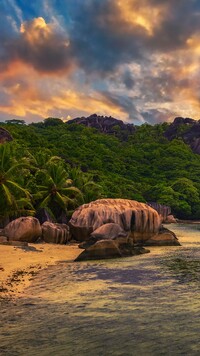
[[1, 0, 200, 124]]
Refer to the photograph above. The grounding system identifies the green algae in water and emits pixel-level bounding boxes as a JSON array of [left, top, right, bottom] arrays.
[[162, 256, 200, 284]]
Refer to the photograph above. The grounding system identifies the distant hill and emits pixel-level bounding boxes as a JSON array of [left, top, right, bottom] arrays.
[[67, 114, 200, 155]]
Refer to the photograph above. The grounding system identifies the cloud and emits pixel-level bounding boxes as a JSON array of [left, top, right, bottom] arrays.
[[122, 70, 135, 89], [10, 17, 73, 73], [99, 91, 143, 123], [142, 109, 173, 124], [1, 0, 200, 123], [0, 72, 135, 122]]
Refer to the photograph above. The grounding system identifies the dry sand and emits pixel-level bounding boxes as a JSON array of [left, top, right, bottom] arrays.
[[0, 242, 80, 300]]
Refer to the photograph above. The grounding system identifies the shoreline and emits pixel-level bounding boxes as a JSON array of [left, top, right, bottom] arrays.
[[0, 242, 80, 301], [176, 220, 200, 224], [0, 220, 198, 302]]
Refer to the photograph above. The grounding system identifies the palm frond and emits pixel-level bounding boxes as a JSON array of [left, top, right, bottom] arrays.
[[39, 194, 51, 208], [1, 184, 13, 205], [55, 191, 67, 210], [7, 180, 31, 197]]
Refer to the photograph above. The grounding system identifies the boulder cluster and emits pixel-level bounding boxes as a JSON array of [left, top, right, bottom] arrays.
[[164, 117, 200, 154], [0, 199, 180, 260], [66, 114, 135, 137]]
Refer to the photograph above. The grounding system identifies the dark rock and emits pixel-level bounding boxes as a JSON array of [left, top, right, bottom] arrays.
[[42, 222, 71, 244], [164, 117, 200, 154], [75, 239, 150, 261], [66, 114, 135, 138], [0, 127, 13, 143], [75, 240, 122, 261], [3, 217, 42, 242]]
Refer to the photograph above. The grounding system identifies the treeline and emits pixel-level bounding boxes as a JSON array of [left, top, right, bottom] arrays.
[[1, 117, 200, 222]]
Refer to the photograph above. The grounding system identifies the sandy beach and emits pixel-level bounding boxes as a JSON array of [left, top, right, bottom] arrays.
[[0, 242, 80, 300]]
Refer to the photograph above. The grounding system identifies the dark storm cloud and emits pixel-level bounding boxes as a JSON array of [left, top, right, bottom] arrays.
[[122, 70, 135, 89], [66, 0, 147, 73], [65, 0, 200, 74], [148, 0, 200, 52]]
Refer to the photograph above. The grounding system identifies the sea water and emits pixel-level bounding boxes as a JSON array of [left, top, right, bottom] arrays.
[[1, 223, 200, 356]]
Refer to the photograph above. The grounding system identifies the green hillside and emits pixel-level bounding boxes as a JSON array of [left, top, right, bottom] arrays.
[[1, 117, 200, 222]]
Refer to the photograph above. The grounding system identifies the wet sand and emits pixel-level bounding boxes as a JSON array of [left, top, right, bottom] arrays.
[[0, 243, 80, 300]]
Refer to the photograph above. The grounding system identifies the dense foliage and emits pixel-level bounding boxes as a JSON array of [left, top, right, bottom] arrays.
[[1, 117, 200, 222]]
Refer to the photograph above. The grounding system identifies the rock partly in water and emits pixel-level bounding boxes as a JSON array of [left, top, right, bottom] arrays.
[[144, 227, 180, 246], [3, 217, 42, 242], [42, 222, 71, 244], [75, 238, 150, 261], [69, 198, 161, 243]]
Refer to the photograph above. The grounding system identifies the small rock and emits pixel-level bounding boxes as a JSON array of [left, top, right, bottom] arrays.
[[0, 236, 8, 243], [164, 215, 177, 224]]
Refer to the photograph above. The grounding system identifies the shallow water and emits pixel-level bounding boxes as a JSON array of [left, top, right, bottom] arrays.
[[1, 223, 200, 356]]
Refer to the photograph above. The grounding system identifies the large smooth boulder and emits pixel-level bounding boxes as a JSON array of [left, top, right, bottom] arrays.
[[42, 222, 71, 244], [145, 228, 180, 246], [69, 199, 161, 242], [3, 217, 41, 242]]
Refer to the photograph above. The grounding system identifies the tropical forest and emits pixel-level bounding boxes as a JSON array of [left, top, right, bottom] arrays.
[[1, 115, 200, 225]]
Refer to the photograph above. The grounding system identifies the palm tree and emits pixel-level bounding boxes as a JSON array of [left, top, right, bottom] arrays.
[[34, 162, 82, 220], [0, 143, 34, 223], [27, 149, 63, 170], [69, 167, 103, 203]]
